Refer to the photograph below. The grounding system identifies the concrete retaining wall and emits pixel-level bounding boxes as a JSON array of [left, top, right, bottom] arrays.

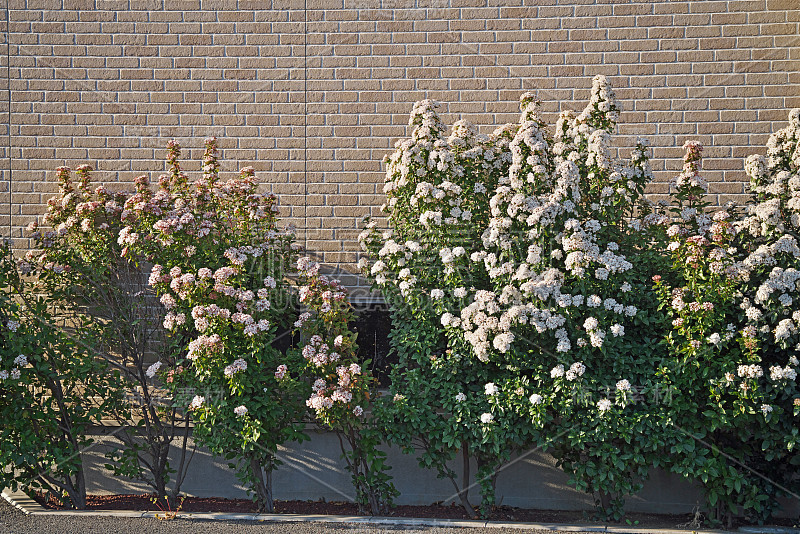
[[80, 429, 798, 517]]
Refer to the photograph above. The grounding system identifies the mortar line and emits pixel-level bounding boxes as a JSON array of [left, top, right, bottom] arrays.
[[5, 2, 10, 243], [304, 0, 308, 255]]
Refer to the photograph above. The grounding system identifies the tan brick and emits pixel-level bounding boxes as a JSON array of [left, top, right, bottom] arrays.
[[648, 27, 686, 39], [686, 25, 722, 38], [617, 40, 657, 53]]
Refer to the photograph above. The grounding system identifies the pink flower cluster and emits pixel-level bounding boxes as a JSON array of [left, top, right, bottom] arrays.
[[297, 257, 320, 277], [213, 266, 237, 285], [306, 368, 364, 418], [154, 259, 273, 337], [191, 304, 232, 332], [305, 389, 335, 414], [274, 364, 288, 380], [163, 311, 187, 330], [149, 264, 169, 286], [187, 334, 223, 361], [192, 304, 232, 321], [224, 358, 248, 377], [336, 363, 361, 388], [675, 140, 707, 191], [301, 335, 341, 367], [296, 259, 348, 316], [303, 348, 364, 417], [294, 261, 369, 422], [170, 272, 197, 299]]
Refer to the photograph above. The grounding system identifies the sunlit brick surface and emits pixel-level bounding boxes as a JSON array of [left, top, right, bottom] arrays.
[[2, 0, 799, 295]]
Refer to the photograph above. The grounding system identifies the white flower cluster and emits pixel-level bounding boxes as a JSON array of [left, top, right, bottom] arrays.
[[0, 354, 27, 382], [769, 362, 798, 381], [189, 395, 205, 410], [145, 361, 162, 378], [361, 76, 654, 369], [733, 109, 800, 349], [224, 358, 248, 377], [565, 361, 586, 381], [562, 219, 632, 279], [737, 364, 764, 379], [597, 398, 613, 412], [588, 74, 619, 121], [550, 362, 586, 381]]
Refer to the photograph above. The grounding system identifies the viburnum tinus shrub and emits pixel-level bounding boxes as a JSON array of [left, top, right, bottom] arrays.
[[735, 109, 800, 371], [473, 77, 671, 520], [652, 123, 800, 525], [362, 76, 672, 520], [25, 164, 195, 506], [361, 100, 517, 518], [123, 138, 307, 513], [291, 256, 397, 515], [0, 240, 120, 509], [670, 110, 800, 525], [650, 141, 756, 526], [723, 108, 800, 521]]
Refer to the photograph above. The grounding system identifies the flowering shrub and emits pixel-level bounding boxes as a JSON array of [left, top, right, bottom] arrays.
[[650, 141, 758, 525], [0, 241, 120, 509], [701, 357, 800, 524], [6, 82, 799, 524], [362, 76, 674, 519], [21, 138, 393, 515], [361, 97, 522, 517], [25, 164, 195, 505], [736, 109, 800, 366], [723, 109, 800, 520], [651, 114, 800, 524], [362, 72, 800, 522], [290, 256, 396, 514], [471, 78, 670, 521], [122, 138, 307, 513]]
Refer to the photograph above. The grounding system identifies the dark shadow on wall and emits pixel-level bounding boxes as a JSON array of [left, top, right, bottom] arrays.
[[296, 257, 395, 386], [351, 302, 394, 388]]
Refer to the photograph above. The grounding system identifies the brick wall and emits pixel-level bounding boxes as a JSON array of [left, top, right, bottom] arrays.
[[2, 0, 799, 296]]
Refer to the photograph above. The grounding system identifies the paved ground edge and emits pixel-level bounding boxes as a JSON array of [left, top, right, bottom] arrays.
[[0, 489, 743, 534], [1, 488, 48, 515]]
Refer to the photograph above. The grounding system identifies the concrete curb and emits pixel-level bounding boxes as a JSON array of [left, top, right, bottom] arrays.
[[1, 488, 49, 515], [3, 489, 791, 534]]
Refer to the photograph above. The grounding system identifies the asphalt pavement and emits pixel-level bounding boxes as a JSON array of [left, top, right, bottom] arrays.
[[0, 498, 559, 534]]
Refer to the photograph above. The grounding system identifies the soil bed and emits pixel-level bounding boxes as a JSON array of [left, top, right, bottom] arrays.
[[30, 492, 770, 530]]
